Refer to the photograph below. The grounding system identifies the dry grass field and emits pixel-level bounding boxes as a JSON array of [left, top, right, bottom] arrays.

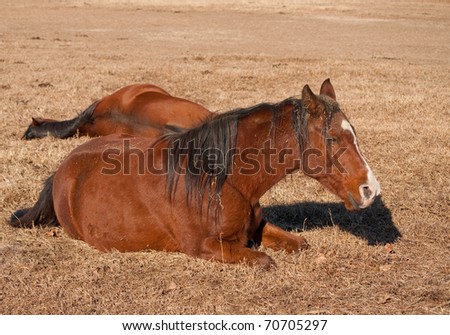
[[1, 1, 449, 315]]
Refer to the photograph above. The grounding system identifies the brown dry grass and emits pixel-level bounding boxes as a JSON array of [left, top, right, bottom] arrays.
[[1, 1, 449, 315]]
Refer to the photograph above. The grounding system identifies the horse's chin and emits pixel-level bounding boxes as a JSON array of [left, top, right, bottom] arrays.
[[344, 192, 378, 211], [344, 192, 362, 211]]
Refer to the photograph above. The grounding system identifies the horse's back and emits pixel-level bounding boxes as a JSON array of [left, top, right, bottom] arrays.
[[111, 83, 171, 100], [80, 84, 210, 137], [131, 92, 210, 127]]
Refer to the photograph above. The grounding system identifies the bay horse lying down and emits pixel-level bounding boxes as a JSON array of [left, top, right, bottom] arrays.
[[11, 80, 380, 266], [22, 84, 210, 139]]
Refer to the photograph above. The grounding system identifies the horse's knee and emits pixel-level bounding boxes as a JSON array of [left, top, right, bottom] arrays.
[[200, 236, 274, 267], [281, 235, 309, 253], [261, 223, 309, 253]]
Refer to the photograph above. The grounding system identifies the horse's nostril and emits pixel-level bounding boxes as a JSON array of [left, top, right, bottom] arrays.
[[360, 185, 372, 199]]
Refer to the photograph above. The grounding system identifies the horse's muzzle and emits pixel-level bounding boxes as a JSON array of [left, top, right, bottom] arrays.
[[347, 181, 381, 211]]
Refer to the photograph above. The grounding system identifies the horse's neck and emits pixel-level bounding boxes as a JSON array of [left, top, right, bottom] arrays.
[[229, 103, 301, 204]]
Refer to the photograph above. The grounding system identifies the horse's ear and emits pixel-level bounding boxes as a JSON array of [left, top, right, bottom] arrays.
[[302, 84, 320, 115], [320, 78, 336, 101], [31, 117, 43, 126]]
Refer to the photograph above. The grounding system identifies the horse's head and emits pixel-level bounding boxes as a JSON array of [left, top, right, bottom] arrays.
[[299, 79, 380, 210], [22, 117, 54, 140]]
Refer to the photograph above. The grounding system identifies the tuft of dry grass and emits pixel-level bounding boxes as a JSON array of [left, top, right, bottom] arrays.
[[1, 1, 449, 315]]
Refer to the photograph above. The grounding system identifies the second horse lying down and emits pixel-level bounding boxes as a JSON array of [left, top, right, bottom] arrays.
[[22, 83, 210, 139]]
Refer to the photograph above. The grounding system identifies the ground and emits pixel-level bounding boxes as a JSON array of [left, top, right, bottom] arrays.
[[1, 0, 449, 314]]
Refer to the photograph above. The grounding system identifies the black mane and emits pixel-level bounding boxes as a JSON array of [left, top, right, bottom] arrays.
[[159, 97, 305, 215]]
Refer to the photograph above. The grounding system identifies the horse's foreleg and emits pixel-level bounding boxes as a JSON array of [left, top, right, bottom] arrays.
[[199, 236, 274, 268], [260, 221, 308, 253]]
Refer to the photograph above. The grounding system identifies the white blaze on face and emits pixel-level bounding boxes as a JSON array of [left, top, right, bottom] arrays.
[[341, 119, 381, 205]]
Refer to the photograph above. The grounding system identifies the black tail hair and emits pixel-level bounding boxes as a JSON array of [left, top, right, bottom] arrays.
[[23, 100, 98, 140], [9, 174, 58, 228]]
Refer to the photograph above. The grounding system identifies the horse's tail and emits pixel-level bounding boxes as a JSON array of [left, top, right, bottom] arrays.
[[23, 100, 99, 140], [9, 174, 58, 228]]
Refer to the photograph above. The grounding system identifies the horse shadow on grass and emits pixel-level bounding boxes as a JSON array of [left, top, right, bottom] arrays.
[[262, 197, 401, 245]]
